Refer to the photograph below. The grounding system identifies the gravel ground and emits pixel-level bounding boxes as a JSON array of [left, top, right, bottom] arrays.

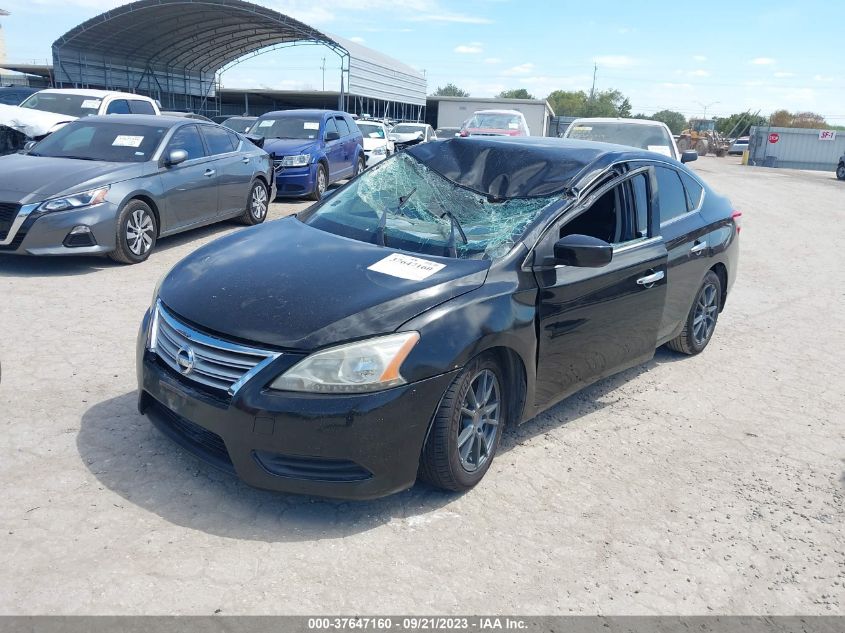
[[0, 157, 843, 615]]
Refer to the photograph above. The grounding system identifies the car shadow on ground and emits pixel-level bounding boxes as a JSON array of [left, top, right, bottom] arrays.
[[78, 347, 684, 542]]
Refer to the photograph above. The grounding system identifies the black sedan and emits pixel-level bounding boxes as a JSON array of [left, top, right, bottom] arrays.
[[137, 137, 740, 499]]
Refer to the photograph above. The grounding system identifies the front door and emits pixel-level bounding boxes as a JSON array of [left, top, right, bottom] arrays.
[[323, 117, 345, 181], [159, 124, 219, 231], [532, 169, 668, 408]]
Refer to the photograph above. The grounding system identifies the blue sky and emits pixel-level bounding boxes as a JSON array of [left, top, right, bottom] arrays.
[[1, 0, 841, 122]]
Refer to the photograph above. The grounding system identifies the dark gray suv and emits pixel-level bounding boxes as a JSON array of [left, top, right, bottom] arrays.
[[0, 115, 275, 263]]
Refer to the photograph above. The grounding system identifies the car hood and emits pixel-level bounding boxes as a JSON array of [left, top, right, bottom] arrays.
[[0, 104, 76, 138], [158, 217, 490, 350], [362, 137, 388, 151], [261, 138, 319, 157], [0, 153, 147, 202]]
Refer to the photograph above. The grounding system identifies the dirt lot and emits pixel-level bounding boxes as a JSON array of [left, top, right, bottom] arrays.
[[1, 157, 843, 615]]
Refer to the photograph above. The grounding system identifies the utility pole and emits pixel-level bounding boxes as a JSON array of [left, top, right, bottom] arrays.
[[587, 63, 598, 116], [696, 100, 720, 119], [321, 57, 326, 92]]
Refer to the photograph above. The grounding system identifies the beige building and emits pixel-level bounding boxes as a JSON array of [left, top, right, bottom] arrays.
[[0, 10, 8, 66]]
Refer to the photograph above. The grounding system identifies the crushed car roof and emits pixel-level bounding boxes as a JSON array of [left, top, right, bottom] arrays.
[[406, 136, 654, 199]]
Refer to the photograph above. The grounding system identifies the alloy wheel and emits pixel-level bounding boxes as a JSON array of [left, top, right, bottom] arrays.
[[126, 208, 154, 256], [317, 168, 327, 196], [457, 369, 500, 473], [693, 282, 719, 346], [251, 184, 268, 220]]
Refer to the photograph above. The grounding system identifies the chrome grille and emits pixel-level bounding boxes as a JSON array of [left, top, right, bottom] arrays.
[[152, 302, 279, 395]]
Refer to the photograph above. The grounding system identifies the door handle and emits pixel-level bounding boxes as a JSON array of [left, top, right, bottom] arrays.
[[241, 157, 250, 164], [637, 270, 665, 288], [690, 240, 708, 254], [204, 169, 216, 177]]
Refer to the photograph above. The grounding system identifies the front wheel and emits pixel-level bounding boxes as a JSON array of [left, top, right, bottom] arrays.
[[109, 199, 157, 264], [309, 163, 327, 201], [419, 354, 506, 492], [836, 164, 845, 181], [666, 270, 722, 355], [238, 180, 269, 225]]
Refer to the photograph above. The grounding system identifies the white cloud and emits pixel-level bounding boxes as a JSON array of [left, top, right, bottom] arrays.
[[454, 43, 483, 54], [814, 74, 834, 82], [593, 55, 636, 68], [773, 71, 794, 78], [689, 69, 710, 77], [349, 36, 365, 44], [503, 63, 534, 75], [693, 55, 708, 62], [750, 57, 776, 65], [661, 82, 693, 90], [407, 12, 492, 24], [484, 57, 501, 64]]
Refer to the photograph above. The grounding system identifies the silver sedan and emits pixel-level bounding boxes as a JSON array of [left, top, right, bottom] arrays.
[[0, 115, 275, 263]]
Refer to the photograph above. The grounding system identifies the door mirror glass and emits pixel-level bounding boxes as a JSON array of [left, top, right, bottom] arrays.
[[23, 141, 37, 152], [325, 131, 340, 142], [165, 149, 189, 166], [681, 150, 698, 164], [553, 234, 613, 268]]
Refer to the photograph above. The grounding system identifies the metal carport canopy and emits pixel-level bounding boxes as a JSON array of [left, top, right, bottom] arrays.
[[51, 0, 426, 106]]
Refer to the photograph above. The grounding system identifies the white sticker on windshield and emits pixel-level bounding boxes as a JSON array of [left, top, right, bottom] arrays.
[[647, 145, 672, 157], [113, 135, 144, 147], [258, 119, 274, 128], [81, 99, 102, 109], [304, 122, 320, 130], [508, 122, 519, 129], [368, 253, 445, 281], [368, 132, 381, 138]]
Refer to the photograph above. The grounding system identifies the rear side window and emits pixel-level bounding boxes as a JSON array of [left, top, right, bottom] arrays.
[[226, 130, 242, 150], [655, 166, 688, 224], [679, 171, 704, 211], [335, 116, 350, 137], [106, 99, 130, 114], [200, 125, 236, 155], [129, 100, 156, 115], [167, 125, 206, 160]]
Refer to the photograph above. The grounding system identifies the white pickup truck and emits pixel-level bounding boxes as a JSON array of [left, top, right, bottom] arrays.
[[0, 89, 161, 153]]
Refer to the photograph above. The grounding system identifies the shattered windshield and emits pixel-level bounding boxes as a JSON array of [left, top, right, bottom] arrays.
[[301, 152, 557, 260]]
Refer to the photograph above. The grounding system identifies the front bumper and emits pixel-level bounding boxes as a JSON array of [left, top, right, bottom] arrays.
[[273, 163, 316, 198], [364, 150, 387, 167], [136, 309, 458, 499], [0, 201, 118, 256]]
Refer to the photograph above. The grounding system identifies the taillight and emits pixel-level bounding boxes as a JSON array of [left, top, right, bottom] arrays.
[[731, 211, 742, 233]]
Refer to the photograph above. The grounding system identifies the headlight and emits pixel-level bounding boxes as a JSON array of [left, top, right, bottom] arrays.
[[372, 146, 387, 155], [38, 186, 110, 213], [279, 154, 311, 167], [269, 332, 420, 393]]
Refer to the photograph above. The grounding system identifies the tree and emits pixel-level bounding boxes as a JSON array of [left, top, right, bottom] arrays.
[[768, 109, 829, 129], [715, 112, 768, 136], [433, 83, 470, 97], [546, 88, 631, 117], [497, 88, 535, 99], [547, 90, 589, 116], [649, 110, 688, 134], [617, 97, 632, 118]]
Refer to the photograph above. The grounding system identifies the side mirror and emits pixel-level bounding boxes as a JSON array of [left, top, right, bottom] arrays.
[[245, 134, 264, 149], [553, 234, 613, 268], [325, 131, 340, 142], [23, 141, 37, 151], [681, 150, 698, 164], [165, 149, 189, 167]]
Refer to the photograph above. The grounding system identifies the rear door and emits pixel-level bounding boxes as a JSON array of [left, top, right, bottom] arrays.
[[158, 124, 219, 231], [532, 167, 668, 407], [199, 124, 252, 216], [334, 115, 354, 177], [651, 164, 712, 342]]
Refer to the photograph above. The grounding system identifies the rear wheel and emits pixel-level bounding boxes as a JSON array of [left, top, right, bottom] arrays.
[[109, 199, 157, 264], [420, 354, 506, 492], [836, 164, 845, 181], [309, 163, 328, 201], [354, 154, 365, 176], [677, 137, 690, 152], [666, 270, 722, 355], [695, 139, 708, 156], [238, 180, 269, 225]]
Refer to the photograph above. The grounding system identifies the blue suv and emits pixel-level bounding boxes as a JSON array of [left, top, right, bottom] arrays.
[[253, 109, 365, 200]]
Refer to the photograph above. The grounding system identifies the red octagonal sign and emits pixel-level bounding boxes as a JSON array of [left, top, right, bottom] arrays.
[[769, 133, 780, 144]]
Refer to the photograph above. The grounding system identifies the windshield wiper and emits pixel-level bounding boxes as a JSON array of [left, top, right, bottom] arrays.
[[374, 187, 417, 247], [60, 155, 99, 161], [439, 207, 468, 258]]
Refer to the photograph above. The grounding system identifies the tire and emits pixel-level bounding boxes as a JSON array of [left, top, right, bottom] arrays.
[[677, 137, 690, 152], [836, 164, 845, 181], [420, 354, 506, 492], [238, 180, 269, 225], [695, 139, 708, 156], [354, 154, 365, 177], [308, 163, 328, 201], [666, 270, 722, 355], [108, 199, 157, 264]]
